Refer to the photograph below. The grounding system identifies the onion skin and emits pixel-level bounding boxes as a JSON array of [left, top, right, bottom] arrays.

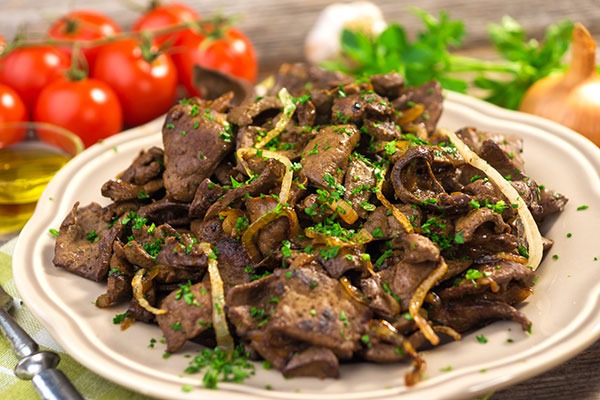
[[519, 23, 600, 146]]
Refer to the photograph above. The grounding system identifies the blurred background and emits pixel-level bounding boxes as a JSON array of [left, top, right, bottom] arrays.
[[1, 0, 599, 74]]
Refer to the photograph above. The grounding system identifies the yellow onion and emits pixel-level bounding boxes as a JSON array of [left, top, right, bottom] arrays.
[[520, 23, 600, 146]]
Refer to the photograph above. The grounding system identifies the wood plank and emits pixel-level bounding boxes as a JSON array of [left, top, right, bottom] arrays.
[[1, 0, 599, 72]]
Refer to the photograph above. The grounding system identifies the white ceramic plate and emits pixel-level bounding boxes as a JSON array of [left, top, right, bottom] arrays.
[[13, 92, 600, 400]]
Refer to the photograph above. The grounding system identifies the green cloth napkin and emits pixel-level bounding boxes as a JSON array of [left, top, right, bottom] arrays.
[[0, 238, 149, 400]]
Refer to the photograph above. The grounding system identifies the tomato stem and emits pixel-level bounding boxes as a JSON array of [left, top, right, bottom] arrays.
[[139, 34, 160, 63], [63, 17, 80, 35], [195, 15, 236, 40], [65, 44, 88, 81], [7, 17, 198, 50]]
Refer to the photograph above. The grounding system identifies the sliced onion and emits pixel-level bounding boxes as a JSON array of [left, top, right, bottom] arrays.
[[408, 258, 448, 346], [374, 164, 414, 233], [402, 339, 426, 387], [329, 199, 359, 224], [236, 147, 294, 206], [432, 325, 462, 341], [199, 242, 235, 355], [219, 208, 245, 236], [119, 314, 135, 331], [305, 227, 372, 248], [441, 128, 543, 270], [241, 207, 299, 262], [255, 88, 296, 149], [132, 268, 166, 315], [339, 276, 368, 304], [397, 103, 425, 124]]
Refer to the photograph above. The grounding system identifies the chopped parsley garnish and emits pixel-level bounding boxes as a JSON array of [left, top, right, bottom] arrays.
[[175, 281, 200, 306], [143, 238, 164, 258], [86, 230, 98, 243], [280, 240, 292, 258], [384, 140, 397, 155], [517, 245, 530, 258], [235, 216, 249, 232], [171, 321, 183, 331], [465, 268, 483, 285], [184, 346, 255, 389], [113, 312, 129, 324]]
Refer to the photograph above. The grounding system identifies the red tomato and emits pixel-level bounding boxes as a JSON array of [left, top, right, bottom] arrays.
[[93, 38, 178, 127], [48, 10, 121, 71], [0, 84, 27, 148], [0, 84, 27, 124], [0, 45, 70, 115], [171, 25, 257, 97], [132, 2, 199, 47], [34, 77, 123, 148]]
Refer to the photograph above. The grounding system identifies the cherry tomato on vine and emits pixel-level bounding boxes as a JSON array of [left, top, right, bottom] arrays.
[[0, 45, 70, 116], [93, 38, 178, 127], [48, 10, 121, 72], [0, 84, 27, 124], [132, 2, 199, 47], [34, 77, 123, 148], [171, 22, 257, 97], [0, 84, 27, 149]]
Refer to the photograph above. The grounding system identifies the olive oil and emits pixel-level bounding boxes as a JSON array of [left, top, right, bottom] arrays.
[[0, 143, 71, 234]]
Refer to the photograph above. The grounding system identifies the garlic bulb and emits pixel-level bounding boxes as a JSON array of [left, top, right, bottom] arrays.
[[304, 1, 387, 65], [519, 23, 600, 146]]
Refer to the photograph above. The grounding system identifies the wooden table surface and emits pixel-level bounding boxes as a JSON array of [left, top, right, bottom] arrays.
[[1, 1, 599, 399]]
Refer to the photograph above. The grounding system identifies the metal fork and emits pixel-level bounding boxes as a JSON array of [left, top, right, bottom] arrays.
[[0, 283, 83, 400]]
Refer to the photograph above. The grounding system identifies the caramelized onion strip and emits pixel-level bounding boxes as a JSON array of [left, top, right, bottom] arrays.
[[397, 103, 425, 124], [441, 128, 543, 270], [403, 339, 427, 386], [305, 227, 372, 248], [132, 268, 166, 315], [329, 199, 359, 224], [408, 258, 448, 346], [241, 207, 299, 262], [254, 88, 296, 149], [339, 277, 368, 305], [219, 208, 245, 236], [199, 242, 235, 355], [236, 147, 294, 206], [374, 164, 414, 233], [433, 325, 462, 341]]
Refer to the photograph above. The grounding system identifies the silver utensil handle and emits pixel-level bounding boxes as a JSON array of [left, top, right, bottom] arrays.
[[16, 351, 84, 400], [32, 368, 85, 400], [0, 308, 38, 357]]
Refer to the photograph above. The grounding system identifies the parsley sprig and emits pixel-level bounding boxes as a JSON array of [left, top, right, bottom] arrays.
[[184, 346, 255, 389], [323, 8, 575, 110]]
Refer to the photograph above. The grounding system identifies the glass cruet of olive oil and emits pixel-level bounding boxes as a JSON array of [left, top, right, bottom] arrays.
[[0, 122, 84, 237]]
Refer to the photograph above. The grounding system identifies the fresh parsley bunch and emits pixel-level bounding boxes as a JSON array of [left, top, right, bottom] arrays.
[[323, 8, 574, 110]]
